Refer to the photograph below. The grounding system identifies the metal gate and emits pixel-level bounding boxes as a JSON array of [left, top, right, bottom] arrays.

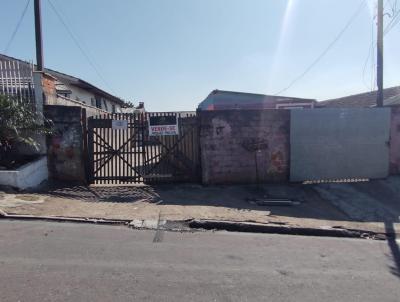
[[87, 112, 200, 184], [290, 108, 391, 182]]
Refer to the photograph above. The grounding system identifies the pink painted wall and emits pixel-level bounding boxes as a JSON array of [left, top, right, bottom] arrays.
[[390, 107, 400, 174]]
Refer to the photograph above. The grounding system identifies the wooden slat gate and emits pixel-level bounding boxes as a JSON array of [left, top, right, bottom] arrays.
[[87, 112, 200, 184]]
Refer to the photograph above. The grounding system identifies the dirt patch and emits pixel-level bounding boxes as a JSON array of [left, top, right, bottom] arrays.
[[0, 193, 45, 208], [16, 195, 41, 202]]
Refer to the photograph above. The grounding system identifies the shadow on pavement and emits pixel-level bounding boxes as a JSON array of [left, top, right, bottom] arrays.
[[385, 221, 400, 278], [26, 176, 400, 278], [29, 177, 400, 223], [31, 180, 349, 221], [32, 181, 160, 203]]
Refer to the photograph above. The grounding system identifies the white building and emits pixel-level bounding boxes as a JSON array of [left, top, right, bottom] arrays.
[[49, 69, 125, 113], [0, 53, 125, 113]]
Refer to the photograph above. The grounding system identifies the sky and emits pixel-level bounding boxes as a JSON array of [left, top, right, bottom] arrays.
[[1, 0, 399, 111]]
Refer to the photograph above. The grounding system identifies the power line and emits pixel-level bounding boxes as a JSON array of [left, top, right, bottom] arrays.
[[274, 1, 366, 96], [4, 0, 31, 54], [46, 0, 116, 94], [361, 0, 399, 91], [388, 14, 400, 30], [384, 10, 400, 34], [362, 18, 375, 90], [362, 0, 379, 91], [383, 0, 400, 34]]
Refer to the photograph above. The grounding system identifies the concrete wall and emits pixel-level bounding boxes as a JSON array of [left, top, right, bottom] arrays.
[[0, 156, 48, 189], [290, 108, 391, 181], [44, 105, 86, 183], [390, 107, 400, 174], [199, 110, 290, 184], [68, 85, 94, 105]]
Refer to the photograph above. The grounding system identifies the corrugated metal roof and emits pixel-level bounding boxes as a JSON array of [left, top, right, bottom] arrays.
[[198, 89, 315, 110], [318, 86, 400, 108], [383, 94, 400, 106]]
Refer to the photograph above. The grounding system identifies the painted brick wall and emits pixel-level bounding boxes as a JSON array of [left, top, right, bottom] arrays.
[[390, 107, 400, 174], [44, 105, 87, 183], [42, 73, 57, 105], [199, 110, 290, 184]]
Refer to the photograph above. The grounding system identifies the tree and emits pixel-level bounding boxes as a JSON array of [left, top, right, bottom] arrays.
[[0, 94, 53, 167], [122, 100, 135, 108]]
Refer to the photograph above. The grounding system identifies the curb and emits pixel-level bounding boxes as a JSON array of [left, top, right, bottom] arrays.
[[0, 211, 131, 226], [188, 220, 388, 240], [0, 210, 389, 240]]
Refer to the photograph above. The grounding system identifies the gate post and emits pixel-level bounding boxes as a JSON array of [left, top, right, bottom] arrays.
[[87, 117, 94, 184], [141, 112, 147, 179], [81, 109, 89, 184]]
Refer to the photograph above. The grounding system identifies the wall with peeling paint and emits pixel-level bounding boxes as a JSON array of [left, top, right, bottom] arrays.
[[44, 105, 87, 183], [199, 110, 290, 184]]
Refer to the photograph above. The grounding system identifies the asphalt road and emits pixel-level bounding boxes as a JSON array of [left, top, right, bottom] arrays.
[[0, 220, 399, 302]]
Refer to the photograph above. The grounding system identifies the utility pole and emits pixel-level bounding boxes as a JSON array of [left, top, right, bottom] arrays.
[[34, 0, 44, 71], [32, 0, 45, 135], [377, 0, 384, 107]]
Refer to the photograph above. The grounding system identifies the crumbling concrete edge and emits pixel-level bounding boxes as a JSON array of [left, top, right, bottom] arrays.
[[0, 210, 390, 240], [0, 210, 131, 226], [0, 210, 194, 232], [188, 219, 389, 240]]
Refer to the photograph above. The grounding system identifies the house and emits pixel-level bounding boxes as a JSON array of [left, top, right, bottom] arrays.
[[48, 69, 125, 112], [198, 89, 316, 110], [0, 53, 125, 113], [318, 86, 400, 108]]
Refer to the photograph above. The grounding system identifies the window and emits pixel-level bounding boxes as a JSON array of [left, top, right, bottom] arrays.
[[91, 98, 95, 107], [112, 104, 116, 113], [95, 97, 102, 109], [103, 99, 108, 111]]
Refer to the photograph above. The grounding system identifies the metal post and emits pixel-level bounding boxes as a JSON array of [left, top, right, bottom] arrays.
[[34, 0, 44, 71], [377, 0, 384, 107]]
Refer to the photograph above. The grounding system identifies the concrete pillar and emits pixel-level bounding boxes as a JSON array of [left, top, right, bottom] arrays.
[[33, 71, 44, 116], [29, 71, 46, 155]]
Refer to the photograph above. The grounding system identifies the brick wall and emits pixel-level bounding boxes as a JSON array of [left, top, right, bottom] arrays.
[[44, 105, 87, 183], [199, 110, 290, 184], [390, 107, 400, 174], [42, 73, 57, 105]]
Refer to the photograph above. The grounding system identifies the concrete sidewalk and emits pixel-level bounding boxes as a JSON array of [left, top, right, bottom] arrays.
[[0, 177, 399, 235]]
